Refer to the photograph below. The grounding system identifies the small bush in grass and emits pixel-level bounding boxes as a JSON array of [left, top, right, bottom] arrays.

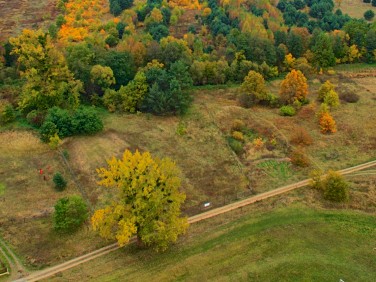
[[319, 112, 337, 134], [232, 131, 244, 141], [290, 148, 310, 167], [309, 169, 324, 190], [279, 105, 296, 116], [0, 103, 16, 124], [340, 92, 359, 103], [26, 110, 44, 127], [53, 172, 67, 191], [318, 80, 335, 101], [323, 90, 340, 108], [231, 119, 245, 132], [364, 10, 375, 21], [238, 92, 255, 108], [53, 195, 88, 233], [228, 137, 244, 155], [290, 127, 313, 146], [323, 170, 350, 202]]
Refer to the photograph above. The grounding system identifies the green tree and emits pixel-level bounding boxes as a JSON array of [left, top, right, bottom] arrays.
[[318, 80, 335, 101], [53, 172, 67, 191], [119, 71, 148, 113], [312, 33, 336, 68], [364, 10, 375, 21], [323, 171, 350, 202], [90, 65, 116, 90], [10, 29, 82, 113], [53, 195, 88, 233], [91, 150, 188, 251], [240, 70, 268, 104]]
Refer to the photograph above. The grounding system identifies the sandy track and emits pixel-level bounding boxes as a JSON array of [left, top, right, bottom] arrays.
[[14, 159, 376, 282]]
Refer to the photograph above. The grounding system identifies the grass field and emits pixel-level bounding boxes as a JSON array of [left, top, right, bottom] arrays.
[[0, 0, 58, 42], [339, 0, 376, 20], [46, 200, 376, 282], [0, 69, 375, 268]]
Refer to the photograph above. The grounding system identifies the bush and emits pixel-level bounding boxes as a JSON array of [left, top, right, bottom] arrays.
[[53, 195, 88, 233], [290, 127, 313, 146], [232, 131, 244, 141], [227, 137, 244, 155], [340, 92, 359, 103], [53, 172, 67, 191], [318, 80, 335, 101], [290, 149, 310, 167], [323, 90, 340, 108], [363, 0, 371, 3], [0, 103, 16, 124], [40, 107, 103, 141], [279, 105, 296, 116], [323, 171, 350, 202], [319, 112, 337, 134], [231, 119, 246, 132], [26, 110, 44, 127], [238, 92, 256, 108]]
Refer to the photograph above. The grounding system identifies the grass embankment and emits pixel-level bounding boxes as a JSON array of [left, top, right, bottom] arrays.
[[47, 205, 376, 282]]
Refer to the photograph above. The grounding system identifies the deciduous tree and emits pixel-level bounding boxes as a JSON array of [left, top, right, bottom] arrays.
[[240, 70, 268, 104], [92, 150, 188, 251], [279, 69, 308, 104]]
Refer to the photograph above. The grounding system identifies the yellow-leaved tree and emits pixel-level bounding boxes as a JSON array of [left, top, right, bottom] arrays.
[[92, 150, 188, 251], [279, 69, 308, 104]]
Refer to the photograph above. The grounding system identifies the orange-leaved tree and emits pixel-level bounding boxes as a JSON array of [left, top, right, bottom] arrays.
[[279, 69, 308, 104], [92, 150, 188, 251], [319, 112, 337, 134]]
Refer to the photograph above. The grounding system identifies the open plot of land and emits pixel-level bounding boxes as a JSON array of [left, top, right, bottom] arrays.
[[0, 0, 58, 42], [340, 0, 376, 20], [45, 173, 376, 282]]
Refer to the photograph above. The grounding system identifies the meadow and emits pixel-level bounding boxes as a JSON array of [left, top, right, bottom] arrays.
[[0, 67, 375, 269]]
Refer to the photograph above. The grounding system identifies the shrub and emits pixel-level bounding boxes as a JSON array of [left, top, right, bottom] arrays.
[[290, 149, 310, 167], [232, 131, 244, 141], [279, 69, 308, 104], [228, 137, 244, 155], [319, 112, 337, 134], [40, 107, 103, 141], [231, 119, 246, 132], [363, 0, 371, 3], [309, 169, 324, 190], [53, 195, 88, 233], [290, 127, 313, 146], [0, 104, 16, 124], [340, 92, 359, 103], [279, 105, 296, 116], [323, 171, 350, 202], [323, 90, 340, 108], [26, 110, 44, 127], [49, 133, 61, 150], [365, 10, 375, 21], [253, 137, 264, 150], [318, 80, 335, 101], [53, 172, 67, 191], [238, 93, 255, 108]]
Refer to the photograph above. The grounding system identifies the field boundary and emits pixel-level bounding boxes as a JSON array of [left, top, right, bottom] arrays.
[[14, 159, 376, 282]]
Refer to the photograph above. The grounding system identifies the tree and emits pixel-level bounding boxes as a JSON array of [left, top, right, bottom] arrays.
[[91, 150, 188, 251], [240, 71, 268, 104], [312, 33, 336, 68], [119, 71, 148, 113], [319, 112, 337, 133], [10, 30, 82, 113], [324, 90, 340, 108], [364, 10, 375, 21], [318, 80, 335, 101], [53, 172, 67, 191], [323, 170, 349, 202], [373, 0, 376, 7], [53, 195, 88, 233], [279, 69, 308, 104], [90, 65, 116, 90]]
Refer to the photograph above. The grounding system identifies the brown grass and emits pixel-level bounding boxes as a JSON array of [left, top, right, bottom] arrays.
[[339, 0, 376, 20]]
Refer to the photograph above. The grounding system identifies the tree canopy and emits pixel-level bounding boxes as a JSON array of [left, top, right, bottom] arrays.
[[92, 150, 189, 251]]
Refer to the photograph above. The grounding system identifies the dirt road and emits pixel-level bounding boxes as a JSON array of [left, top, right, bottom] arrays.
[[14, 159, 376, 282]]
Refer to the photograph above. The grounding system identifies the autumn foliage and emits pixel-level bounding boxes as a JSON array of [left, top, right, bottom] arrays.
[[319, 112, 337, 134], [279, 69, 308, 104], [92, 150, 188, 251]]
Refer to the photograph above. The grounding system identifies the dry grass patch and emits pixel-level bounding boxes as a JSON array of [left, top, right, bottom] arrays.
[[339, 0, 376, 20]]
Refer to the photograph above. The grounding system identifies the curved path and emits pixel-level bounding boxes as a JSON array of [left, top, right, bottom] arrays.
[[14, 160, 376, 282]]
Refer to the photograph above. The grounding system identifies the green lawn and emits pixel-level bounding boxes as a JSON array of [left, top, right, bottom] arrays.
[[48, 205, 376, 282]]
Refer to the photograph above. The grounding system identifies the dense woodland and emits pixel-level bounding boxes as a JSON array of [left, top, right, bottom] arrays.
[[0, 0, 375, 139]]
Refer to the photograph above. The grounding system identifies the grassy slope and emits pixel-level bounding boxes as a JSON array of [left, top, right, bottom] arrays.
[[339, 0, 376, 20], [47, 204, 376, 282]]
